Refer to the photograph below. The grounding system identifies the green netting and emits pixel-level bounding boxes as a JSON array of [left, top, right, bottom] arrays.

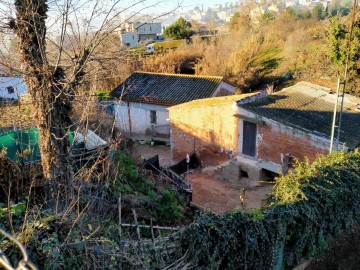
[[0, 128, 80, 163]]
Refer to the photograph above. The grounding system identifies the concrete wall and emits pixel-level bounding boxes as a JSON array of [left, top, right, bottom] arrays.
[[114, 101, 169, 135], [0, 77, 27, 100], [133, 22, 162, 34], [121, 32, 139, 47], [169, 101, 239, 165]]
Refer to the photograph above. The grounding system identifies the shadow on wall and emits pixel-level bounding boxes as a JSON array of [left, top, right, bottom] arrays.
[[171, 124, 233, 167]]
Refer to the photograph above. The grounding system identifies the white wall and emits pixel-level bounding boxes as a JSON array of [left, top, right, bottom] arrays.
[[133, 22, 162, 34], [120, 22, 162, 47], [0, 76, 27, 100], [213, 81, 237, 96], [120, 32, 139, 47], [114, 101, 170, 135]]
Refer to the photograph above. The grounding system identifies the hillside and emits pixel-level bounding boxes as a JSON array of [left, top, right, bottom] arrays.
[[140, 11, 359, 96]]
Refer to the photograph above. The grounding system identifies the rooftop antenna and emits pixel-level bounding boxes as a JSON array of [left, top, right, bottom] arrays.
[[329, 0, 358, 154]]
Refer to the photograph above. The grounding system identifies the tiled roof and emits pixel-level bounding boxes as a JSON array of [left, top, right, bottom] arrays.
[[110, 72, 224, 105], [240, 82, 360, 149]]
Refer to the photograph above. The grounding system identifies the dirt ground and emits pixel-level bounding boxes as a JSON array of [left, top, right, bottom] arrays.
[[186, 170, 273, 214], [130, 142, 273, 214], [130, 142, 174, 167]]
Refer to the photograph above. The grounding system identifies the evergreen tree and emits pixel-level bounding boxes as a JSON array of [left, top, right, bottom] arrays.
[[328, 15, 360, 93], [164, 17, 194, 40], [312, 4, 325, 20]]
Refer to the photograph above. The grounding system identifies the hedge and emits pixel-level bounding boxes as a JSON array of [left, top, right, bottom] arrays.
[[179, 150, 360, 269]]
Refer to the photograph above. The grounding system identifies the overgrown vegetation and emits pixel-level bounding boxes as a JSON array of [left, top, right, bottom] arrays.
[[0, 151, 186, 269], [179, 150, 360, 269]]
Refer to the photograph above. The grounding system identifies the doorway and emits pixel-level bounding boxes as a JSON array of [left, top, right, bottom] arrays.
[[242, 121, 257, 157]]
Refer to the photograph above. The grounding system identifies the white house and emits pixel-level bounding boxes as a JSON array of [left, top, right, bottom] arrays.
[[118, 21, 162, 48], [109, 71, 237, 137], [0, 76, 27, 100]]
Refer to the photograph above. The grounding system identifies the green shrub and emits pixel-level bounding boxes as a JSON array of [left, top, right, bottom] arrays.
[[95, 90, 111, 100], [153, 190, 182, 225]]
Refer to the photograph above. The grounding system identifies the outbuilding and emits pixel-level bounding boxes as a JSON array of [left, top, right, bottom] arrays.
[[110, 71, 236, 137], [169, 82, 360, 175]]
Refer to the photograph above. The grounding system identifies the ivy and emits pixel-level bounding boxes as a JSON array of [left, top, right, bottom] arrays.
[[179, 150, 360, 269]]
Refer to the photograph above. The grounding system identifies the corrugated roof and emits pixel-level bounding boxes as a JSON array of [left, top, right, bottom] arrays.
[[240, 82, 360, 149], [110, 71, 224, 105], [74, 130, 108, 151]]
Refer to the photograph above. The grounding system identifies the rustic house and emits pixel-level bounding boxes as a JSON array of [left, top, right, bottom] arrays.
[[169, 82, 360, 176], [110, 71, 236, 136]]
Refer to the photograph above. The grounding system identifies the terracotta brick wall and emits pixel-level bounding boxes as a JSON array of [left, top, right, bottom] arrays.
[[257, 123, 329, 164], [171, 125, 231, 166], [170, 102, 238, 166]]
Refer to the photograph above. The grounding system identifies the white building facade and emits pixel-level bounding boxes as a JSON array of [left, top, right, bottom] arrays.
[[0, 76, 27, 100], [114, 102, 170, 136], [119, 22, 162, 48]]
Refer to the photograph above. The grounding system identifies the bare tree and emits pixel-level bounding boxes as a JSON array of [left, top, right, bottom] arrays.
[[0, 0, 178, 207]]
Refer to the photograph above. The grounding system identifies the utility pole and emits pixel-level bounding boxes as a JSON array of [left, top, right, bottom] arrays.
[[329, 78, 341, 154], [329, 0, 358, 154]]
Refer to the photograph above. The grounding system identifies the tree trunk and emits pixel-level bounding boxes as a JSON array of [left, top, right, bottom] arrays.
[[14, 0, 73, 206]]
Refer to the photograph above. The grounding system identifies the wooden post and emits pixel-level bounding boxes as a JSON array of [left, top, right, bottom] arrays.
[[150, 218, 155, 241], [132, 209, 141, 241], [118, 194, 122, 237]]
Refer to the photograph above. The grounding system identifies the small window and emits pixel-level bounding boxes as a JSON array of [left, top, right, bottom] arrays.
[[150, 110, 157, 124], [7, 86, 14, 94], [150, 27, 152, 31]]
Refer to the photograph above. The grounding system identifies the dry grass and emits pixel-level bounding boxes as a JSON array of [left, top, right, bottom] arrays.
[[140, 42, 204, 74], [138, 16, 356, 94], [0, 96, 36, 130]]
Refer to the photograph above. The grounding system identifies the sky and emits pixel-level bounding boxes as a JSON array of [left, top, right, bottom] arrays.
[[136, 0, 236, 14], [0, 0, 236, 38]]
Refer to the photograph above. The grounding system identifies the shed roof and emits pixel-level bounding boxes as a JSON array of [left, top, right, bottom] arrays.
[[240, 82, 360, 149], [110, 71, 226, 106]]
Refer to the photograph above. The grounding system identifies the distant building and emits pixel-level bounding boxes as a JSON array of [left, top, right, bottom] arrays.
[[189, 20, 208, 34], [117, 21, 162, 48], [0, 76, 27, 100], [287, 0, 300, 7]]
